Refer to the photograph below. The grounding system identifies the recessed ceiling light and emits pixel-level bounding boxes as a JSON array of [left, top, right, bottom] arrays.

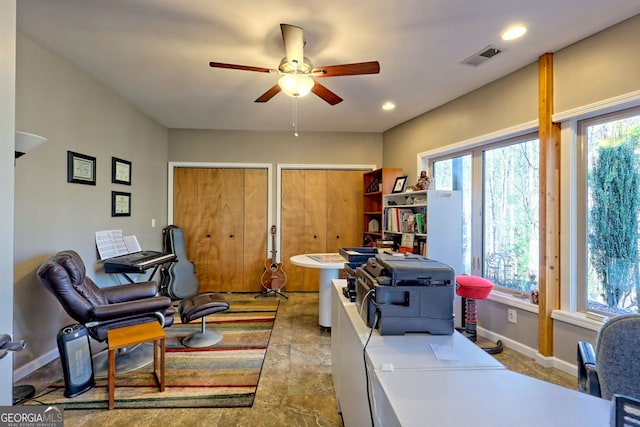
[[382, 102, 396, 111], [501, 25, 527, 41]]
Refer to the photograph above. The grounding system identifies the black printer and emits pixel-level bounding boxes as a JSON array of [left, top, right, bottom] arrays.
[[356, 253, 455, 335]]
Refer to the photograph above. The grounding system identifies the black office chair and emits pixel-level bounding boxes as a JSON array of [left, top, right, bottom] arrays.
[[37, 250, 175, 374], [577, 313, 640, 400]]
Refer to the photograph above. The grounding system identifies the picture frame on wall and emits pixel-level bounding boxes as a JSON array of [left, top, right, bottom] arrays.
[[111, 191, 131, 217], [112, 157, 132, 185], [392, 175, 408, 193], [67, 151, 96, 185]]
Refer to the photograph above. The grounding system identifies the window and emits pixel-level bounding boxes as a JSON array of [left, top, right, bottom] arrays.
[[483, 141, 539, 292], [578, 107, 640, 315], [429, 134, 539, 294]]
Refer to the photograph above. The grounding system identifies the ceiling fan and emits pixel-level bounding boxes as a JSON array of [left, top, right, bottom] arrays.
[[209, 23, 380, 105]]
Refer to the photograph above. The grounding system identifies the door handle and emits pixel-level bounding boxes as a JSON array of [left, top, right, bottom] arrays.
[[0, 334, 27, 360]]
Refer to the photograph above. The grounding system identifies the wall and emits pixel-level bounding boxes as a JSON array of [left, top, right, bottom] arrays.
[[382, 15, 640, 370], [13, 34, 169, 377], [168, 129, 383, 166], [554, 14, 640, 114], [1, 0, 17, 404]]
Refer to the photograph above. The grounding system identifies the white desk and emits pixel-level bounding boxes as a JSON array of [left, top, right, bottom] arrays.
[[290, 253, 345, 328], [371, 369, 610, 427], [331, 280, 611, 427], [366, 329, 504, 371]]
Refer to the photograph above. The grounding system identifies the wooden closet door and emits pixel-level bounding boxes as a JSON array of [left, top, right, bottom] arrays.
[[281, 169, 306, 291], [197, 168, 245, 292], [326, 170, 364, 252], [174, 167, 268, 293], [281, 169, 364, 291], [302, 170, 327, 291], [173, 168, 198, 260], [243, 169, 268, 292]]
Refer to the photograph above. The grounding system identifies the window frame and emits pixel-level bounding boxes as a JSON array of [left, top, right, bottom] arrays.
[[576, 105, 640, 315]]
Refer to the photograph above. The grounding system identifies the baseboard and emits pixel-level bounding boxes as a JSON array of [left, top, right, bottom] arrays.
[[14, 348, 59, 381], [477, 326, 578, 378]]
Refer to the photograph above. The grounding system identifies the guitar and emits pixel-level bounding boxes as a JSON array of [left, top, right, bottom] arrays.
[[159, 225, 199, 299], [261, 225, 287, 290]]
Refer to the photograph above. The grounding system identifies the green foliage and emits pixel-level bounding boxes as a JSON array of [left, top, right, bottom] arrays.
[[588, 131, 640, 308]]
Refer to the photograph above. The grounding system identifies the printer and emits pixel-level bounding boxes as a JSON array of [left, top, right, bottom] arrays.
[[356, 253, 455, 335]]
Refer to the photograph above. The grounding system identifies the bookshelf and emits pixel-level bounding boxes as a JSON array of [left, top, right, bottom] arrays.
[[383, 190, 463, 273], [362, 168, 403, 244]]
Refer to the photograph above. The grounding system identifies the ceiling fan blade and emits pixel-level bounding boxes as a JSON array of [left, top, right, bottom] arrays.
[[209, 62, 275, 74], [313, 61, 380, 77], [311, 81, 343, 105], [280, 24, 304, 69], [255, 84, 281, 103]]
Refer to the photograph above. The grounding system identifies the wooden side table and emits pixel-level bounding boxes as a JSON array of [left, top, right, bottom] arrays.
[[107, 321, 166, 410]]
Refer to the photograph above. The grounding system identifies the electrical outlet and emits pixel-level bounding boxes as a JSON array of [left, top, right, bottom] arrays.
[[507, 308, 517, 324]]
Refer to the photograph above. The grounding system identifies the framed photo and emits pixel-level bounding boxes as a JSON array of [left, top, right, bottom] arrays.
[[67, 151, 96, 185], [112, 157, 132, 185], [392, 176, 408, 193], [111, 191, 131, 217]]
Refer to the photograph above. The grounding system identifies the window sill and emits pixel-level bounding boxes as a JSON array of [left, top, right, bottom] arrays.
[[551, 310, 604, 332], [487, 290, 539, 314], [487, 291, 605, 332]]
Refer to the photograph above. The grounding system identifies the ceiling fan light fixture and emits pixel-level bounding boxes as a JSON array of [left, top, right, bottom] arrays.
[[278, 74, 314, 97]]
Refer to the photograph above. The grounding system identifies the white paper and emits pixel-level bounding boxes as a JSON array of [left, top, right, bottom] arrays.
[[123, 235, 142, 253], [429, 343, 460, 361], [95, 230, 140, 260]]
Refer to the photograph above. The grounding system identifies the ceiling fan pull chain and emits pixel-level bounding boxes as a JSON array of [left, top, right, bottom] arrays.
[[293, 97, 299, 137]]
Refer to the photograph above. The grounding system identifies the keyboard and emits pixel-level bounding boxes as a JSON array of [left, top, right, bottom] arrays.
[[103, 251, 176, 274]]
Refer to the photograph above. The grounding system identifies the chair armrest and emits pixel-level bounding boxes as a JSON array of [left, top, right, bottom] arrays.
[[577, 341, 601, 397], [102, 281, 158, 303], [90, 296, 172, 321]]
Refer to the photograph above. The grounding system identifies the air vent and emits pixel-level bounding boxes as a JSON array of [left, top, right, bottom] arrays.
[[462, 45, 503, 66]]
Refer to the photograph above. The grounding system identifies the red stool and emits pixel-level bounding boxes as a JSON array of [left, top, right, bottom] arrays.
[[455, 275, 503, 354]]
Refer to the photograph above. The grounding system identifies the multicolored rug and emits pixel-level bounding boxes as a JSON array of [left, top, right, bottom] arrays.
[[30, 299, 278, 409]]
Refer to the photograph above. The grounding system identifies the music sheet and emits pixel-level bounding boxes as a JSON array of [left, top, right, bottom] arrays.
[[95, 230, 141, 260]]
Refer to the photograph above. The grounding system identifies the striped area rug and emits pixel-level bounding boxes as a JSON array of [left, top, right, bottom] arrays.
[[31, 299, 278, 409]]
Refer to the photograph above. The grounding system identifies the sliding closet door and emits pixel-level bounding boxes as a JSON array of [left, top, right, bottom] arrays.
[[326, 170, 363, 252], [173, 167, 267, 293], [281, 168, 364, 291]]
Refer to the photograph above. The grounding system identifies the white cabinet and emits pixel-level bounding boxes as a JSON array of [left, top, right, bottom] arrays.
[[383, 190, 463, 274]]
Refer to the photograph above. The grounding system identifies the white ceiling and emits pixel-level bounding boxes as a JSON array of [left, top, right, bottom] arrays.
[[16, 1, 640, 133]]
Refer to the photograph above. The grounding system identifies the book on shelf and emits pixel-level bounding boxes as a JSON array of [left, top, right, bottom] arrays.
[[399, 233, 415, 253], [386, 207, 421, 233], [415, 213, 424, 233]]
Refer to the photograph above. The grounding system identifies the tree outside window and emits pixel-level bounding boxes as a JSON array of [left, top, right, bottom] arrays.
[[586, 116, 640, 314], [483, 140, 539, 293]]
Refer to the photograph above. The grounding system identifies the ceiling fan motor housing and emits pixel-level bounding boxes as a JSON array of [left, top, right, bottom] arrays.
[[278, 57, 313, 74]]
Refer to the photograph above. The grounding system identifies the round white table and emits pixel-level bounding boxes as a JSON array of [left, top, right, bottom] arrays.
[[290, 253, 346, 328]]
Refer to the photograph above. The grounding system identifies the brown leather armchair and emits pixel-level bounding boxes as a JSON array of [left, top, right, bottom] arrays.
[[37, 250, 174, 343]]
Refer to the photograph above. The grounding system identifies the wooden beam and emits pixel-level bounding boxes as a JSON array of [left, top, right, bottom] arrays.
[[538, 53, 561, 356]]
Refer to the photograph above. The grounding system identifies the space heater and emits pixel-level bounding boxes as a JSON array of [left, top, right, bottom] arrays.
[[57, 323, 95, 398]]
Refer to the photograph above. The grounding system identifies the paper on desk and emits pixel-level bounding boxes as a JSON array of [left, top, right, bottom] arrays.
[[429, 343, 460, 361], [95, 230, 141, 260]]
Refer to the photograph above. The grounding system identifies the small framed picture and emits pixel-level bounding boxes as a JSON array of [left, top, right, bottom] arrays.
[[392, 176, 408, 193], [112, 157, 132, 185], [112, 191, 131, 217], [67, 151, 96, 185]]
